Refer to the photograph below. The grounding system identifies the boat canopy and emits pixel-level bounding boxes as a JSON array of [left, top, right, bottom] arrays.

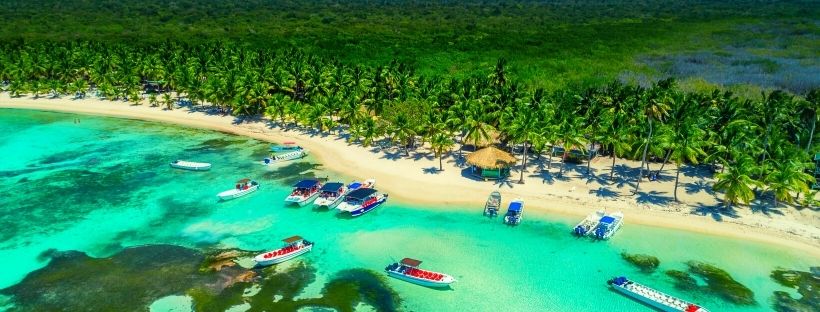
[[293, 179, 320, 188], [401, 258, 422, 267], [508, 201, 523, 212], [348, 181, 362, 189], [346, 188, 377, 199], [321, 182, 344, 192], [237, 178, 251, 184], [283, 236, 303, 244], [600, 216, 615, 224]]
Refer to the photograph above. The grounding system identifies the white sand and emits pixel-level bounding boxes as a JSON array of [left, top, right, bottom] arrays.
[[2, 94, 818, 256]]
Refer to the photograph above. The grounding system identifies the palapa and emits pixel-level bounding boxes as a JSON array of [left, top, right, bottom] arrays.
[[466, 146, 517, 169]]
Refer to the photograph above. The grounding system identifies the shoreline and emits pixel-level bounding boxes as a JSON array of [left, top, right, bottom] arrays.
[[2, 95, 818, 258]]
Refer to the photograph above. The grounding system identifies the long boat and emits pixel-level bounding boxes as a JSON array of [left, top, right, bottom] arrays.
[[503, 198, 524, 225], [593, 211, 624, 240], [385, 258, 456, 288], [336, 188, 388, 217], [285, 179, 322, 206], [254, 236, 314, 266], [270, 142, 303, 152], [573, 210, 605, 236], [263, 149, 307, 165], [217, 178, 259, 201], [169, 160, 211, 171], [608, 276, 709, 312], [484, 191, 501, 217]]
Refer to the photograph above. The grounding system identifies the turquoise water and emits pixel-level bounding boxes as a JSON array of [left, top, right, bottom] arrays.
[[0, 109, 815, 311]]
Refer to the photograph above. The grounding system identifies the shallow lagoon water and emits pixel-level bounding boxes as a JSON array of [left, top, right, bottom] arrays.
[[0, 109, 816, 311]]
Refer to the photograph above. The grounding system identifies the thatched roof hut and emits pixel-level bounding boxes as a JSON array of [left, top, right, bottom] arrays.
[[466, 146, 516, 169]]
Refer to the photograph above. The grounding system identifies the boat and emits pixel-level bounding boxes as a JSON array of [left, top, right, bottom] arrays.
[[263, 149, 307, 165], [483, 191, 502, 217], [169, 160, 211, 171], [313, 182, 347, 208], [346, 178, 375, 191], [336, 188, 388, 217], [254, 236, 314, 266], [217, 178, 259, 201], [608, 276, 709, 312], [573, 210, 605, 236], [385, 258, 456, 288], [285, 179, 322, 206], [593, 211, 624, 240], [503, 198, 523, 225], [270, 141, 303, 152]]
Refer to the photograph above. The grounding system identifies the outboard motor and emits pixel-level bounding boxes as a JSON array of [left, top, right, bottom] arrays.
[[264, 158, 271, 165]]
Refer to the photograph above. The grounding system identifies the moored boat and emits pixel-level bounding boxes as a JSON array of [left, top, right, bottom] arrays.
[[593, 211, 624, 240], [346, 178, 375, 191], [263, 149, 307, 165], [254, 236, 314, 266], [217, 178, 259, 201], [336, 188, 388, 217], [608, 276, 709, 312], [313, 182, 347, 208], [270, 141, 303, 152], [385, 258, 456, 288], [503, 198, 523, 225], [169, 160, 211, 171], [285, 179, 322, 206], [484, 191, 502, 217], [573, 210, 605, 236]]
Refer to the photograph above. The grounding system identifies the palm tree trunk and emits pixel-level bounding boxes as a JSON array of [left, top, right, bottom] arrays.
[[439, 153, 444, 171], [674, 165, 681, 202], [635, 118, 653, 194], [655, 150, 672, 177], [807, 117, 816, 152], [586, 143, 594, 175], [559, 151, 567, 176], [547, 145, 554, 169], [610, 154, 617, 180], [518, 142, 528, 184]]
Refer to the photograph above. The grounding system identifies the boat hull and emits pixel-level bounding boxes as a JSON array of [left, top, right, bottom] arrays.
[[254, 245, 313, 266], [314, 196, 343, 208], [169, 161, 211, 171], [217, 185, 259, 201], [611, 284, 684, 312], [386, 271, 454, 288], [285, 192, 319, 206], [341, 194, 388, 217]]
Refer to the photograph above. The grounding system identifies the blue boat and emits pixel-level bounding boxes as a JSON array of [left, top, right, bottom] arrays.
[[503, 199, 523, 225], [593, 211, 624, 240], [336, 188, 388, 217]]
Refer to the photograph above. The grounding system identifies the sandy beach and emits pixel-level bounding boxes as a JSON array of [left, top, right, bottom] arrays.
[[2, 94, 818, 256]]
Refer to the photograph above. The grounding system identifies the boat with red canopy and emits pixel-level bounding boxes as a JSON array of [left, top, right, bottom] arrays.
[[254, 236, 314, 266], [385, 258, 455, 288]]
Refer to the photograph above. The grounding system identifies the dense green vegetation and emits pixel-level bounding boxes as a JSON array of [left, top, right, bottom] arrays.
[[1, 0, 818, 91]]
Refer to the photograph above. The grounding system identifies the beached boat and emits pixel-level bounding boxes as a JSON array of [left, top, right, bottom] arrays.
[[336, 188, 388, 217], [346, 178, 375, 191], [313, 182, 347, 208], [217, 178, 259, 201], [483, 191, 502, 217], [608, 276, 709, 312], [254, 236, 314, 266], [169, 160, 211, 171], [573, 210, 605, 236], [503, 198, 523, 225], [385, 258, 456, 288], [263, 149, 307, 165], [593, 211, 624, 240], [270, 141, 303, 152], [285, 179, 322, 206]]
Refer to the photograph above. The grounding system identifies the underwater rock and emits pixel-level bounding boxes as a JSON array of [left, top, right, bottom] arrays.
[[770, 268, 819, 312], [621, 253, 660, 273], [686, 261, 756, 305], [665, 270, 699, 291]]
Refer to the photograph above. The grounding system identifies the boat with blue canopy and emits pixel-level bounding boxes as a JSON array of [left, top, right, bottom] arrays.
[[608, 276, 709, 312], [285, 179, 322, 206], [503, 198, 523, 225], [593, 211, 623, 240], [336, 188, 388, 217], [313, 182, 347, 208], [573, 210, 605, 236]]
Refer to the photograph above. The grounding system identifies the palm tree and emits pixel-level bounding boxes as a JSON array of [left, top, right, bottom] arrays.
[[763, 160, 815, 207], [803, 89, 819, 152], [430, 130, 455, 171], [556, 115, 588, 176], [635, 80, 672, 194], [713, 157, 762, 208], [669, 122, 706, 202], [162, 93, 174, 110]]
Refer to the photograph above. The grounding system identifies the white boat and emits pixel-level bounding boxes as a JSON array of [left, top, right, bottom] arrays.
[[608, 276, 709, 312], [484, 191, 501, 217], [573, 210, 605, 236], [336, 188, 388, 217], [385, 258, 456, 288], [263, 149, 307, 165], [346, 178, 375, 191], [217, 178, 259, 201], [285, 179, 322, 206], [593, 211, 624, 240], [313, 182, 347, 208], [169, 160, 211, 171], [254, 236, 314, 266], [503, 198, 523, 225]]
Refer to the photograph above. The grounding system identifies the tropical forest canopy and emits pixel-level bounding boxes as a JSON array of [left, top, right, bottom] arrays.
[[0, 0, 818, 208]]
